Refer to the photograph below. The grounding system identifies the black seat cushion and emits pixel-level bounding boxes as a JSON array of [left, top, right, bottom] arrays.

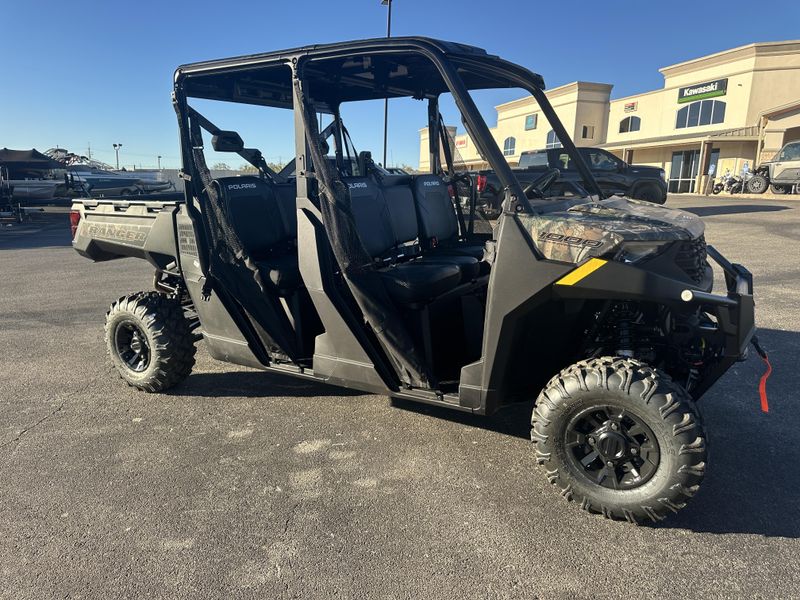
[[378, 262, 461, 304], [215, 176, 295, 260], [256, 254, 301, 294], [417, 254, 480, 282], [431, 243, 485, 261], [412, 175, 459, 243]]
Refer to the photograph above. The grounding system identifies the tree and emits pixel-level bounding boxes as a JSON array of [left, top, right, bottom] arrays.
[[212, 162, 231, 170]]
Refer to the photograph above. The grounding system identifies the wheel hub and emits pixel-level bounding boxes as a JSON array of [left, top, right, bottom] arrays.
[[595, 430, 629, 461], [114, 320, 151, 373], [565, 405, 660, 490]]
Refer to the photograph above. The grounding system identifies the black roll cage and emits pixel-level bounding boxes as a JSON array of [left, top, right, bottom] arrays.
[[173, 37, 604, 216]]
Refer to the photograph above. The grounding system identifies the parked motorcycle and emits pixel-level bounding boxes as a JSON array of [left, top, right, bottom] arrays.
[[712, 173, 744, 194]]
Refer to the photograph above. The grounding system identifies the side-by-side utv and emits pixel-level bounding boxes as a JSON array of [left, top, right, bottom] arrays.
[[71, 38, 756, 523]]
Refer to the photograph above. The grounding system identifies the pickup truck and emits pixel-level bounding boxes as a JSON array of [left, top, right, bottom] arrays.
[[472, 146, 667, 215]]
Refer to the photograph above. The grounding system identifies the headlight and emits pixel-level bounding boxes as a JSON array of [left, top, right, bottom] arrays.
[[616, 240, 672, 264]]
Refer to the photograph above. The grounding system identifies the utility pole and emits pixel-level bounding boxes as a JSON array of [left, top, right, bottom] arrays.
[[113, 143, 123, 170], [381, 0, 393, 167]]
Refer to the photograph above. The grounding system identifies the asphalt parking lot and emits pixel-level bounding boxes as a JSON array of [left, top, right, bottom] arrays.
[[1, 195, 798, 599]]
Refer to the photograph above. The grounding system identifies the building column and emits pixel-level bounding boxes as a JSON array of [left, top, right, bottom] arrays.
[[623, 148, 634, 164], [697, 140, 712, 195]]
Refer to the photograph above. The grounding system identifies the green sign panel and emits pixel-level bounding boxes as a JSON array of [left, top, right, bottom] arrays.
[[677, 78, 728, 103]]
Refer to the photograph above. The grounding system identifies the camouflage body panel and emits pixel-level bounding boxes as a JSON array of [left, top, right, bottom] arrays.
[[520, 196, 705, 263]]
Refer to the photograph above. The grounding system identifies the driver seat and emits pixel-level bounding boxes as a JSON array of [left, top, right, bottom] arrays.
[[412, 175, 486, 260]]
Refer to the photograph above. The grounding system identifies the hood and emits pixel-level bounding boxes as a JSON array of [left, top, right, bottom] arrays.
[[627, 163, 664, 175], [520, 196, 704, 263]]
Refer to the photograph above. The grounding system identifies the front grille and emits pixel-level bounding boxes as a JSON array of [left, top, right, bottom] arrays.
[[676, 235, 708, 283]]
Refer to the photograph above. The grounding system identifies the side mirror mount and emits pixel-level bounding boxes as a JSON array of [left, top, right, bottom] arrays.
[[211, 131, 244, 153]]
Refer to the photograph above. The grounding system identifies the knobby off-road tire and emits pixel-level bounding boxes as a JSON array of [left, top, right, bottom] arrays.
[[105, 291, 196, 392], [746, 174, 768, 194], [531, 357, 706, 523]]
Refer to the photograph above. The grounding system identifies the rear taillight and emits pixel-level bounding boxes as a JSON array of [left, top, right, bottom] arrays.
[[69, 210, 81, 238], [476, 174, 487, 193], [447, 184, 455, 199]]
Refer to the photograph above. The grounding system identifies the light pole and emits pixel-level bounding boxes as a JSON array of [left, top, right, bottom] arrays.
[[381, 0, 392, 167], [113, 143, 123, 170], [157, 155, 162, 170]]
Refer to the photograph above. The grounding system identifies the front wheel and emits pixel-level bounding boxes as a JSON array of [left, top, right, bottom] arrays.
[[531, 357, 706, 523], [105, 292, 196, 392], [746, 174, 768, 194], [631, 183, 666, 204]]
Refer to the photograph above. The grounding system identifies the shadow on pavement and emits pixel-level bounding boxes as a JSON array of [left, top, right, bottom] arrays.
[[0, 213, 71, 250], [398, 328, 800, 538], [176, 369, 366, 398], [662, 327, 800, 538], [681, 203, 792, 217]]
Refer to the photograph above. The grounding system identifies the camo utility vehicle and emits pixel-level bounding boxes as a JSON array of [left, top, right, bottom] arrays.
[[71, 38, 757, 523]]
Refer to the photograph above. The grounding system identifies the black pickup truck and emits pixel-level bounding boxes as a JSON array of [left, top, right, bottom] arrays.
[[473, 146, 667, 215]]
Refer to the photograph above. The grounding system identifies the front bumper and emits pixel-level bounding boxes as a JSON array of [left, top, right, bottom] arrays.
[[551, 244, 756, 399], [680, 245, 756, 397]]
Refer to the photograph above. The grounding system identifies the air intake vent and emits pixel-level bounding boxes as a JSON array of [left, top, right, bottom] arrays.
[[178, 223, 198, 258]]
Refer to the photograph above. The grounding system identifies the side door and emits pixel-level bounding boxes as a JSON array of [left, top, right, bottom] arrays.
[[578, 148, 628, 196], [771, 142, 800, 184]]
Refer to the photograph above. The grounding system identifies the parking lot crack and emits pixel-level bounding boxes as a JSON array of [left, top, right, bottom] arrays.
[[0, 375, 98, 459]]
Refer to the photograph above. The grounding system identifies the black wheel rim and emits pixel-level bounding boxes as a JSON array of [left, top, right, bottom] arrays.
[[564, 405, 660, 490], [114, 320, 151, 373]]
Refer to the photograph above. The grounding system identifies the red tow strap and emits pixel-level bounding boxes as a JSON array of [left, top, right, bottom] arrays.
[[751, 336, 771, 413], [758, 354, 772, 413]]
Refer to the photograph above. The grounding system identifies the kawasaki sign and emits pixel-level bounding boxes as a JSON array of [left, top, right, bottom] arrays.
[[677, 78, 728, 103]]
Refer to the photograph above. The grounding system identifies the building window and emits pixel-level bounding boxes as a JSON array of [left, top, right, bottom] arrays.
[[676, 100, 726, 129], [545, 130, 562, 149], [619, 116, 641, 133], [503, 137, 516, 156], [582, 125, 595, 139], [524, 114, 538, 130]]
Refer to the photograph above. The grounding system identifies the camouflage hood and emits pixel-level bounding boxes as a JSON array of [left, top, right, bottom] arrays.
[[521, 196, 704, 263]]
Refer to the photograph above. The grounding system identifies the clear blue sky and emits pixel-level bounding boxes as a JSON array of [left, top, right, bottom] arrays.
[[2, 0, 799, 170]]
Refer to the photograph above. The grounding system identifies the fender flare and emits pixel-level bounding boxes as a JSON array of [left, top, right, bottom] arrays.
[[629, 178, 665, 199]]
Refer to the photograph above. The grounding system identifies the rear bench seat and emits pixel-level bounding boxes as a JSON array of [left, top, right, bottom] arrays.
[[214, 176, 301, 295], [345, 177, 464, 305]]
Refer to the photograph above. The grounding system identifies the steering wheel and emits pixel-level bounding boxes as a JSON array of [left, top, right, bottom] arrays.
[[523, 167, 561, 199]]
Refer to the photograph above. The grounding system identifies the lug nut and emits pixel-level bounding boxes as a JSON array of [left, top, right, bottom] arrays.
[[610, 423, 619, 431], [631, 448, 638, 455], [606, 461, 614, 467], [588, 437, 596, 445]]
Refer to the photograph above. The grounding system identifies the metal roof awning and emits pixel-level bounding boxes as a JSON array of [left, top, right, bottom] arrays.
[[602, 126, 760, 150]]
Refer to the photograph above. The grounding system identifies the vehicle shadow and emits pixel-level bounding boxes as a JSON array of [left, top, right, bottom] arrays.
[[681, 203, 792, 217], [395, 328, 800, 539], [175, 369, 367, 399], [0, 212, 72, 250], [661, 327, 800, 538]]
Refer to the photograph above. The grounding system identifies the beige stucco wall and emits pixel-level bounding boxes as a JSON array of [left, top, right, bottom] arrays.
[[419, 40, 800, 185]]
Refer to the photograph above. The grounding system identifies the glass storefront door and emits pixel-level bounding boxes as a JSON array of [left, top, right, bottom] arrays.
[[668, 149, 700, 193]]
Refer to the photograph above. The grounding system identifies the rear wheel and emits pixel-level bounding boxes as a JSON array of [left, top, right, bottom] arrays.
[[631, 183, 666, 204], [746, 174, 768, 194], [770, 184, 789, 195], [531, 357, 706, 523], [105, 292, 196, 392]]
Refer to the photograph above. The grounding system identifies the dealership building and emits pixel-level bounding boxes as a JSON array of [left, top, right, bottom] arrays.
[[419, 40, 800, 193]]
